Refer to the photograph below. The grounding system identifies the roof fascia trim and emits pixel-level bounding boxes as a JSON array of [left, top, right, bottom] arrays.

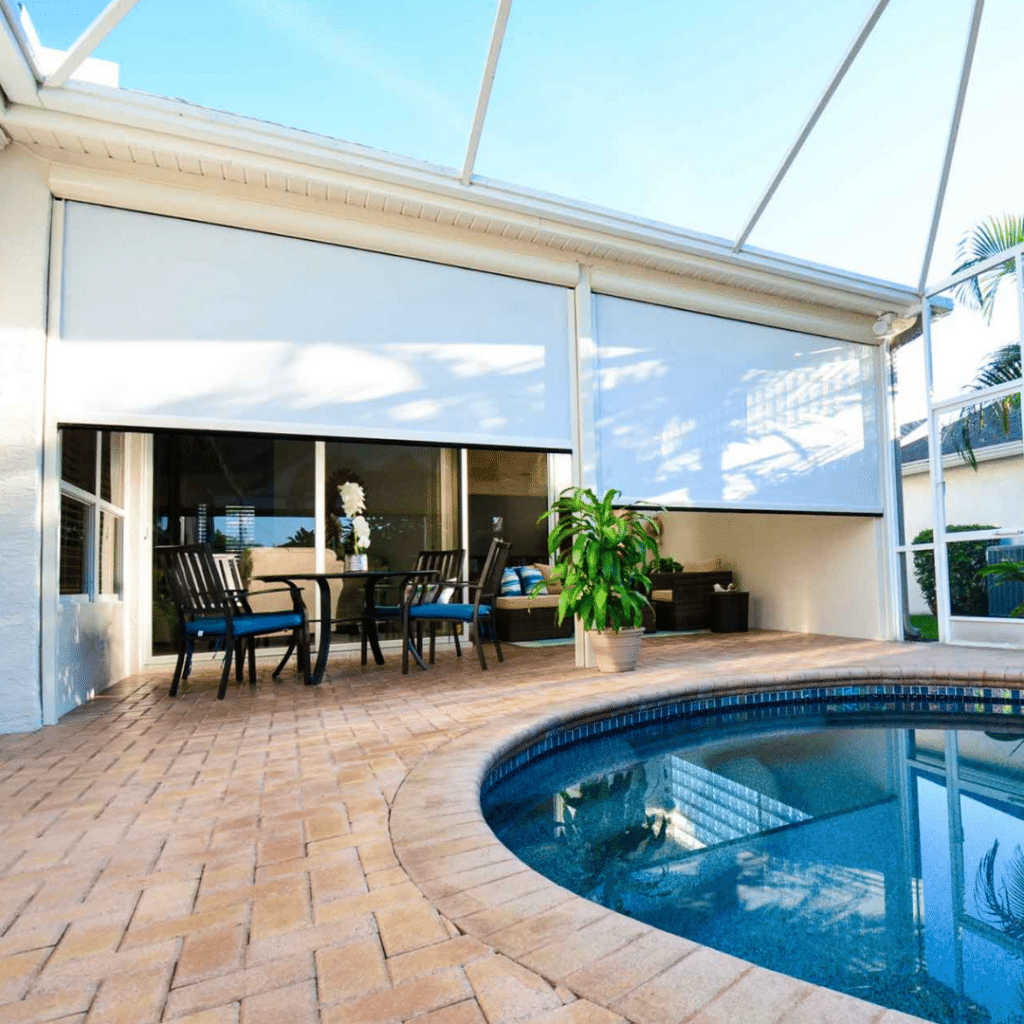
[[12, 84, 920, 313]]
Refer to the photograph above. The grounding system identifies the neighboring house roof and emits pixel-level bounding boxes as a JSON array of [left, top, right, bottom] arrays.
[[901, 402, 1023, 465]]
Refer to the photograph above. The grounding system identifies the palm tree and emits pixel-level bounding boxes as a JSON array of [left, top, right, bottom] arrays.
[[944, 215, 1023, 467]]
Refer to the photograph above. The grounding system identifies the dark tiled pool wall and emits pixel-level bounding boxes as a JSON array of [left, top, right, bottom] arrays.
[[483, 681, 1024, 793]]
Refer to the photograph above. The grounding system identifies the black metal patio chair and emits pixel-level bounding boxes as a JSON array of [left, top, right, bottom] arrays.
[[401, 540, 510, 674], [157, 544, 310, 699]]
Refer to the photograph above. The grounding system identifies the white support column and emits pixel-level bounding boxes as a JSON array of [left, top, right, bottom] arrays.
[[460, 0, 513, 185], [922, 301, 952, 639], [44, 0, 141, 89], [0, 150, 51, 730], [314, 440, 326, 631], [460, 449, 470, 582], [569, 266, 597, 667], [917, 0, 985, 293], [877, 337, 903, 641], [39, 197, 63, 726], [733, 0, 892, 252], [131, 432, 154, 674]]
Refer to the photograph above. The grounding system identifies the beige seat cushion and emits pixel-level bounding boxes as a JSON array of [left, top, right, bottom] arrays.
[[495, 594, 561, 610], [686, 557, 723, 572], [652, 589, 673, 602]]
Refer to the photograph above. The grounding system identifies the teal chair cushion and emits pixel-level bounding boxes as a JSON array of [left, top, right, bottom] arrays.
[[408, 603, 491, 622], [186, 611, 303, 638]]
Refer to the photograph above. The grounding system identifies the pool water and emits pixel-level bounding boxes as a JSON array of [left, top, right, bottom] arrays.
[[482, 706, 1024, 1024]]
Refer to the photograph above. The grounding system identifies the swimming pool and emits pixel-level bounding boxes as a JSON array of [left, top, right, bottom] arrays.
[[481, 684, 1024, 1024]]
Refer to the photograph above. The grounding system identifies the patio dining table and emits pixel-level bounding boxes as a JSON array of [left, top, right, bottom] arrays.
[[254, 569, 439, 686]]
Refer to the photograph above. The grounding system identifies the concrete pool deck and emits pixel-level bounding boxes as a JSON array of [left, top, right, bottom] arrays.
[[0, 631, 1021, 1024]]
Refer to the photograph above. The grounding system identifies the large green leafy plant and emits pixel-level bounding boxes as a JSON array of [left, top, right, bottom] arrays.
[[538, 487, 659, 632]]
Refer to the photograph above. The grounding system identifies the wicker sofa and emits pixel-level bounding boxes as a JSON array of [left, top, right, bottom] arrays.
[[493, 562, 574, 642], [493, 593, 574, 642], [650, 570, 734, 631]]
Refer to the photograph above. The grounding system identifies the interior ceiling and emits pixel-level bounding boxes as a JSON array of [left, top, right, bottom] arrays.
[[4, 0, 1019, 294]]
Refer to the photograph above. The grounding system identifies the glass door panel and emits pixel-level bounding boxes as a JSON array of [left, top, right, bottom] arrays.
[[467, 449, 550, 578], [152, 433, 316, 655], [324, 442, 457, 637]]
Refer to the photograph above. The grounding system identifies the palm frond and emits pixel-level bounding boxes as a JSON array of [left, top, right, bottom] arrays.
[[952, 215, 1024, 321], [974, 839, 1024, 940]]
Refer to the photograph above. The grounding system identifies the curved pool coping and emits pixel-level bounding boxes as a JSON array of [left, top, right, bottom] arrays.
[[390, 665, 1024, 1024]]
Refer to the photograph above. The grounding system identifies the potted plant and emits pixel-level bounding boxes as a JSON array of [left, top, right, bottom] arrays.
[[537, 487, 659, 672]]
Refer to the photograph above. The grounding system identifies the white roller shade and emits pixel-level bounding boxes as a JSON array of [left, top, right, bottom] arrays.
[[593, 294, 882, 513], [55, 203, 572, 450]]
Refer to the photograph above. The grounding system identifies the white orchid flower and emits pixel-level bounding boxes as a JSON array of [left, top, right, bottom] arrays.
[[352, 515, 371, 552], [338, 481, 365, 517]]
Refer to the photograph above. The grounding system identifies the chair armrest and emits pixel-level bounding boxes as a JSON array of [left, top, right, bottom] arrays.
[[250, 580, 308, 615]]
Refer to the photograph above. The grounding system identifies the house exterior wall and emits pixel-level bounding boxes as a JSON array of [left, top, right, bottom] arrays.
[[0, 148, 50, 733], [659, 511, 888, 640], [901, 455, 1024, 615], [0, 134, 898, 732]]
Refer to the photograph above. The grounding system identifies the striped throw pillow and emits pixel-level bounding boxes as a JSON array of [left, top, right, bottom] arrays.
[[517, 566, 547, 596], [500, 567, 523, 596]]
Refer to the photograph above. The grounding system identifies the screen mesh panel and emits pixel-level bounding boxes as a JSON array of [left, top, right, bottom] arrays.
[[56, 203, 573, 450], [592, 294, 882, 512]]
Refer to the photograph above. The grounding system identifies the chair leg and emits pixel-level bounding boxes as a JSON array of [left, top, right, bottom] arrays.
[[169, 643, 187, 697], [491, 617, 504, 663], [218, 641, 234, 700], [234, 640, 245, 683], [296, 626, 312, 685], [247, 638, 257, 685], [272, 637, 295, 679], [451, 625, 461, 658], [182, 639, 195, 681], [473, 614, 488, 670], [401, 611, 410, 675], [429, 625, 436, 665], [361, 625, 368, 667]]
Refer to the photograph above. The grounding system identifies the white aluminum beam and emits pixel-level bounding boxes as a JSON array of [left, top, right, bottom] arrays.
[[916, 0, 985, 294], [0, 0, 40, 105], [460, 0, 513, 185], [732, 0, 891, 252], [44, 0, 141, 89]]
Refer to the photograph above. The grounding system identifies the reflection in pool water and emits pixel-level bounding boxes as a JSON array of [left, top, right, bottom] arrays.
[[483, 719, 1024, 1024]]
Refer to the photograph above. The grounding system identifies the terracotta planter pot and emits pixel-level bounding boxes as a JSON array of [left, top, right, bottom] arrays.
[[589, 627, 643, 673]]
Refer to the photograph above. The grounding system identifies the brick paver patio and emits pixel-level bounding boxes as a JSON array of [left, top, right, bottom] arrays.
[[0, 631, 1020, 1024]]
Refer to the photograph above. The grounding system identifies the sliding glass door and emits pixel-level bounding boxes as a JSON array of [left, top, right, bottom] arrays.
[[151, 432, 461, 655]]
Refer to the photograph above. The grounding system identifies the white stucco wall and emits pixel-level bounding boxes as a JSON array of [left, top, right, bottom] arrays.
[[658, 511, 889, 640], [54, 601, 126, 718], [901, 455, 1024, 615], [0, 149, 50, 732]]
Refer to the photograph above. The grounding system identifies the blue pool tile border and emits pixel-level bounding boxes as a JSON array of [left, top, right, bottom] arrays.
[[482, 681, 1024, 792]]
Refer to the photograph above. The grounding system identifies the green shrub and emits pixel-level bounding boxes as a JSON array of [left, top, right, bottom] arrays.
[[912, 525, 995, 616]]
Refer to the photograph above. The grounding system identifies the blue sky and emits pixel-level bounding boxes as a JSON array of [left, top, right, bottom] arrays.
[[23, 0, 1024, 288]]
